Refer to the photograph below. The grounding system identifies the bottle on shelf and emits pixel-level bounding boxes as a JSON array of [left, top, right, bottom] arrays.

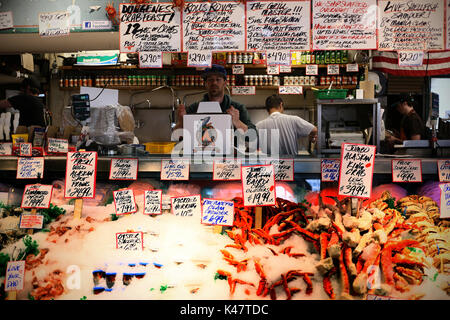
[[342, 50, 348, 64], [311, 51, 315, 64], [336, 51, 341, 64], [306, 51, 311, 64], [330, 51, 336, 64], [325, 51, 330, 64]]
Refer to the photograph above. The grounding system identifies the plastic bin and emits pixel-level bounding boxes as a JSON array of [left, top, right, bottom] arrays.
[[144, 142, 176, 154]]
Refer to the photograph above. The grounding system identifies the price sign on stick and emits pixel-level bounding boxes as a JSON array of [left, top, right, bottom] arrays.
[[113, 189, 137, 215], [65, 151, 97, 220], [17, 157, 44, 180], [438, 159, 450, 182], [392, 159, 422, 183], [338, 143, 376, 199], [109, 158, 138, 180], [5, 261, 25, 292], [267, 159, 294, 181], [213, 159, 241, 180], [187, 50, 212, 68], [241, 165, 276, 207], [116, 232, 144, 251], [144, 190, 163, 215], [171, 195, 202, 218], [202, 199, 234, 226], [21, 184, 53, 209], [139, 52, 163, 68], [439, 183, 450, 219], [161, 160, 189, 180]]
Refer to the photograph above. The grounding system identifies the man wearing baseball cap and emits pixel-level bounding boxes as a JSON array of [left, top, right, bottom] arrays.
[[175, 64, 256, 133], [0, 76, 46, 127], [386, 93, 425, 144]]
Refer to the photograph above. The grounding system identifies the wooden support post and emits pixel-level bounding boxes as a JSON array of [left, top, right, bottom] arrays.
[[213, 225, 223, 234], [6, 291, 17, 300], [74, 198, 83, 220], [255, 207, 262, 229]]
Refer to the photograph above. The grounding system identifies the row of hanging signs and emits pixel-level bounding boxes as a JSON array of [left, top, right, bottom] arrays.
[[120, 0, 450, 68]]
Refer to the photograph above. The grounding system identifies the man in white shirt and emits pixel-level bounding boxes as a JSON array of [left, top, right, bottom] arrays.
[[256, 94, 317, 156]]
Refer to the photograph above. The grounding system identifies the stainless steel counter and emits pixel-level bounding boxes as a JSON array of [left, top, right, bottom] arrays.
[[0, 156, 441, 174]]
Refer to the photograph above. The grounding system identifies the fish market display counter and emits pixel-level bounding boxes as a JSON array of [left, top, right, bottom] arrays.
[[0, 155, 448, 301]]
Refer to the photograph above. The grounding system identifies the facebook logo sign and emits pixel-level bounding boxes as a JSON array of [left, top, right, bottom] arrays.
[[84, 22, 92, 29]]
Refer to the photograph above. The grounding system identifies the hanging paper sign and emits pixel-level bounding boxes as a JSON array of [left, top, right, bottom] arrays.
[[398, 51, 425, 67], [39, 11, 70, 37], [183, 2, 245, 51], [327, 64, 340, 75], [346, 63, 359, 72], [0, 11, 13, 30], [246, 0, 310, 51], [232, 86, 256, 95], [338, 143, 376, 199], [119, 3, 181, 53], [280, 65, 292, 73], [64, 151, 97, 199], [139, 52, 163, 68], [21, 184, 53, 209], [312, 0, 377, 50], [109, 158, 138, 180], [241, 165, 276, 206], [116, 232, 144, 251], [4, 261, 26, 292], [19, 143, 32, 157], [160, 159, 189, 180], [17, 157, 44, 180], [439, 183, 450, 219], [378, 0, 445, 51], [321, 159, 340, 182], [113, 189, 137, 215], [171, 195, 202, 218], [47, 138, 68, 153], [19, 214, 44, 230], [144, 190, 163, 215], [438, 159, 450, 182], [306, 64, 319, 75], [279, 86, 303, 94], [267, 50, 291, 66], [187, 50, 212, 68], [267, 65, 280, 75], [0, 142, 12, 155], [267, 159, 294, 181], [213, 159, 241, 180], [232, 64, 245, 74], [201, 199, 234, 226], [392, 159, 422, 183]]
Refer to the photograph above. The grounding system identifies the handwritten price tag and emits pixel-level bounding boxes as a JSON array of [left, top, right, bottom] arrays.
[[144, 190, 162, 214], [232, 64, 245, 74], [4, 261, 25, 292], [0, 11, 13, 30], [321, 159, 340, 182], [139, 51, 163, 68], [279, 86, 303, 95], [202, 199, 234, 226], [338, 143, 376, 199], [19, 143, 32, 156], [171, 195, 201, 218], [439, 183, 450, 219], [241, 165, 276, 206], [267, 50, 291, 66], [113, 189, 137, 215], [64, 151, 97, 198], [346, 64, 359, 72], [0, 142, 12, 155], [231, 86, 256, 95], [213, 159, 241, 180], [38, 11, 70, 37], [392, 159, 422, 183], [116, 232, 143, 251], [187, 50, 212, 68], [19, 214, 44, 229], [267, 65, 280, 75], [47, 138, 68, 153], [327, 64, 340, 75], [267, 159, 294, 181], [398, 51, 424, 67], [21, 184, 53, 209], [109, 158, 138, 180], [438, 159, 450, 182], [280, 65, 292, 73], [161, 159, 189, 180], [306, 64, 319, 75], [17, 157, 44, 180]]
